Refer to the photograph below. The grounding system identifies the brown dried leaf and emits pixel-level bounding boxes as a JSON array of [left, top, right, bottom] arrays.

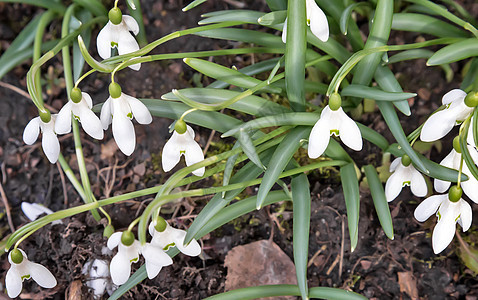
[[398, 271, 418, 300]]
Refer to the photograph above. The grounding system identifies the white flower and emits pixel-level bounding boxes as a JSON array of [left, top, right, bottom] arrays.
[[55, 92, 104, 140], [6, 249, 57, 298], [97, 15, 141, 70], [23, 115, 60, 164], [107, 232, 142, 285], [148, 221, 201, 257], [82, 259, 115, 299], [414, 194, 472, 254], [385, 157, 427, 202], [100, 92, 152, 156], [21, 202, 61, 225], [282, 0, 329, 43], [421, 89, 473, 142], [141, 243, 173, 279], [308, 105, 362, 159], [162, 125, 205, 176]]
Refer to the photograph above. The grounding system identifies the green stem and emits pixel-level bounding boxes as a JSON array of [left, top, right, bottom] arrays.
[[57, 154, 87, 200]]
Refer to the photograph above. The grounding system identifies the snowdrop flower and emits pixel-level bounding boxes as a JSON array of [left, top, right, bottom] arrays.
[[162, 120, 205, 176], [23, 111, 60, 164], [141, 243, 173, 279], [414, 186, 472, 254], [308, 93, 362, 159], [83, 259, 115, 299], [107, 231, 141, 285], [55, 88, 103, 140], [434, 136, 478, 203], [282, 0, 329, 43], [100, 83, 152, 156], [6, 248, 57, 298], [148, 217, 201, 257], [420, 89, 475, 142], [21, 202, 61, 225], [385, 155, 427, 202], [97, 7, 141, 70]]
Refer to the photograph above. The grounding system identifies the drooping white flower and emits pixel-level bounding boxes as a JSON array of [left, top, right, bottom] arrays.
[[23, 115, 60, 164], [162, 124, 205, 176], [82, 259, 115, 299], [308, 105, 362, 159], [414, 193, 472, 254], [282, 0, 329, 43], [55, 91, 104, 140], [97, 13, 141, 70], [107, 232, 141, 285], [6, 248, 57, 298], [385, 156, 427, 202], [21, 202, 62, 225], [100, 90, 152, 156], [421, 89, 473, 142], [148, 220, 201, 257]]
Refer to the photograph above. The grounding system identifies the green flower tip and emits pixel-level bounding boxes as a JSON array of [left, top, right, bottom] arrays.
[[10, 249, 23, 264], [154, 216, 168, 232], [453, 136, 461, 153], [108, 7, 123, 25], [174, 120, 187, 134], [70, 87, 82, 103], [121, 231, 135, 246], [328, 93, 342, 111], [109, 82, 122, 99], [39, 109, 51, 123], [448, 185, 462, 203], [103, 224, 115, 238], [401, 154, 411, 167], [464, 91, 478, 108]]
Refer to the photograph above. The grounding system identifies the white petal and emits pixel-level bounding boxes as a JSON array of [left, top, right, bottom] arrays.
[[117, 31, 140, 71], [123, 94, 152, 124], [28, 261, 57, 288], [122, 15, 140, 35], [142, 245, 172, 279], [385, 172, 404, 202], [21, 202, 51, 221], [107, 232, 122, 250], [145, 261, 162, 279], [112, 102, 136, 156], [184, 139, 205, 176], [432, 214, 456, 254], [81, 92, 93, 109], [41, 127, 60, 163], [337, 108, 362, 151], [78, 105, 104, 140], [459, 200, 472, 231], [442, 89, 466, 105], [420, 110, 456, 142], [308, 107, 332, 159], [162, 134, 182, 172], [55, 102, 73, 135], [100, 98, 112, 130], [23, 117, 40, 145], [414, 195, 446, 222], [109, 253, 131, 285], [6, 268, 22, 298], [176, 235, 201, 256], [281, 19, 287, 43], [97, 22, 114, 60], [389, 158, 401, 172], [410, 168, 427, 197], [307, 0, 329, 42]]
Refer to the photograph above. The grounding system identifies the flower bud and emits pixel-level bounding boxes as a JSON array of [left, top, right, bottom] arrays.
[[401, 154, 411, 167], [154, 216, 168, 232], [328, 93, 341, 111], [464, 91, 478, 108], [448, 185, 462, 203], [453, 136, 461, 153], [10, 249, 23, 264], [109, 82, 122, 99], [174, 120, 187, 134], [108, 7, 123, 25], [121, 231, 135, 246], [70, 87, 82, 103], [103, 224, 115, 238]]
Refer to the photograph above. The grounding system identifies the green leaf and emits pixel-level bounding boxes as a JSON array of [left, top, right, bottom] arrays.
[[199, 10, 262, 25], [461, 58, 478, 92], [309, 287, 368, 299], [183, 0, 207, 11], [126, 0, 147, 46], [340, 2, 370, 35], [71, 9, 93, 82], [460, 118, 478, 181], [258, 10, 287, 25], [427, 39, 478, 66], [474, 109, 478, 147], [363, 165, 394, 239], [266, 0, 287, 11], [374, 66, 411, 116], [1, 0, 65, 13], [0, 14, 41, 65], [238, 129, 264, 171], [196, 28, 285, 48], [257, 127, 310, 209], [183, 58, 282, 94], [205, 284, 300, 299], [73, 0, 107, 17], [392, 13, 468, 38], [222, 142, 241, 195], [291, 174, 311, 300], [340, 163, 360, 251], [387, 49, 434, 64], [341, 84, 417, 101]]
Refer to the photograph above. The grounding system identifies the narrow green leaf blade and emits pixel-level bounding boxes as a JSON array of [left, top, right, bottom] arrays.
[[238, 129, 264, 171], [183, 0, 207, 12], [392, 13, 468, 38], [309, 287, 367, 300], [341, 84, 417, 101], [340, 163, 360, 251], [199, 10, 262, 25], [427, 39, 478, 66], [258, 10, 287, 25], [205, 284, 301, 299]]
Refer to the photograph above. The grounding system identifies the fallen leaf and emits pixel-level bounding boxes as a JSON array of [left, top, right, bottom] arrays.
[[398, 271, 418, 300]]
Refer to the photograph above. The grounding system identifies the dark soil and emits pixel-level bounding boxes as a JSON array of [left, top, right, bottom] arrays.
[[0, 1, 478, 299]]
